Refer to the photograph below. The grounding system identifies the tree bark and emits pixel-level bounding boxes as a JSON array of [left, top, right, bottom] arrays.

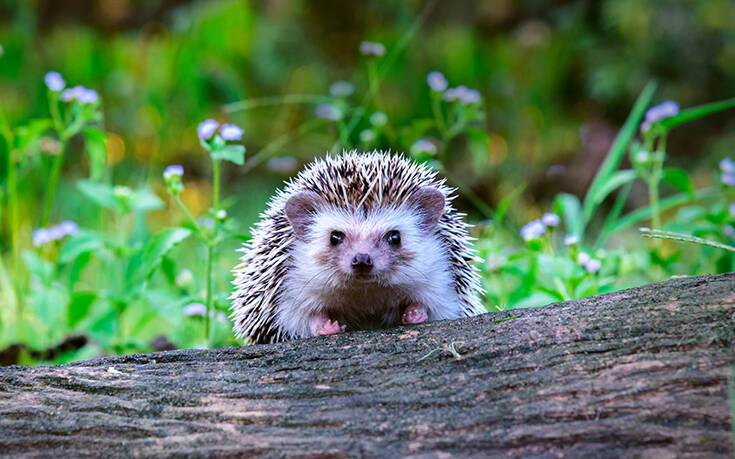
[[1, 273, 734, 457]]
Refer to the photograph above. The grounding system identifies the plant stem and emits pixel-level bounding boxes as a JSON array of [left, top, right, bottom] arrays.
[[205, 242, 214, 347], [6, 144, 21, 327], [40, 140, 66, 228], [212, 158, 221, 212]]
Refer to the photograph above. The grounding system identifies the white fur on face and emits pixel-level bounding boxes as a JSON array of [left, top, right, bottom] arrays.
[[274, 203, 463, 339]]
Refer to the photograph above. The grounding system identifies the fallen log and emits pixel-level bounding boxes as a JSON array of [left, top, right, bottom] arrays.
[[1, 273, 734, 457]]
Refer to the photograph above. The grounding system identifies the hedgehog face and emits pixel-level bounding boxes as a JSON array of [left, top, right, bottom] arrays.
[[284, 187, 446, 288]]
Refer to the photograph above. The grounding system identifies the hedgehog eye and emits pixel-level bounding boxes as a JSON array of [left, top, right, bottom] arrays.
[[329, 231, 345, 246], [386, 230, 401, 246]]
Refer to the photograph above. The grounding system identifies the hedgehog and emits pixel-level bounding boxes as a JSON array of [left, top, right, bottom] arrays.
[[230, 150, 486, 343]]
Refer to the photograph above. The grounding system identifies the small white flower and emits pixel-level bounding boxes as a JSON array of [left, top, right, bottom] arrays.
[[359, 129, 376, 143], [410, 139, 437, 156], [369, 111, 388, 127], [44, 71, 65, 92], [541, 213, 560, 227], [635, 150, 650, 164], [216, 209, 227, 221], [577, 252, 591, 266], [585, 258, 601, 273], [564, 234, 579, 246], [175, 269, 194, 288], [183, 302, 207, 317]]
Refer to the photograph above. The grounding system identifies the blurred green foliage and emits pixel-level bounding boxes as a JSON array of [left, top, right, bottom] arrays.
[[0, 0, 734, 364]]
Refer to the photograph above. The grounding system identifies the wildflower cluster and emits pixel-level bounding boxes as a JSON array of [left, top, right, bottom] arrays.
[[196, 119, 246, 165], [359, 41, 385, 57], [640, 101, 679, 133], [577, 252, 601, 274], [720, 158, 735, 186], [520, 213, 560, 241], [45, 71, 99, 105], [163, 164, 184, 195], [33, 221, 78, 247], [427, 71, 481, 105]]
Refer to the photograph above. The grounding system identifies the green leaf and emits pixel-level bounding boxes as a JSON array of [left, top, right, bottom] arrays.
[[68, 291, 97, 328], [130, 187, 164, 212], [554, 193, 583, 238], [59, 229, 105, 264], [211, 144, 246, 165], [495, 183, 526, 225], [15, 119, 53, 152], [22, 250, 55, 285], [583, 81, 657, 225], [663, 168, 694, 197], [82, 127, 107, 180], [77, 179, 119, 211], [129, 228, 192, 285], [659, 97, 735, 131], [606, 187, 718, 237], [590, 169, 637, 208]]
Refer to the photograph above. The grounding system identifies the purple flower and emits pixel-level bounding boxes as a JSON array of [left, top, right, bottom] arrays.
[[48, 225, 66, 240], [585, 258, 601, 274], [720, 158, 735, 173], [78, 88, 98, 104], [542, 213, 560, 227], [427, 71, 448, 92], [315, 104, 342, 121], [61, 85, 83, 102], [461, 88, 481, 104], [577, 252, 591, 266], [60, 85, 97, 104], [267, 156, 299, 174], [635, 150, 650, 164], [220, 124, 244, 141], [521, 220, 546, 241], [444, 85, 481, 104], [730, 203, 735, 218], [32, 229, 52, 247], [564, 234, 579, 246], [183, 302, 207, 317], [410, 139, 437, 156], [58, 221, 79, 236], [44, 71, 65, 92], [359, 41, 385, 57], [329, 81, 354, 97], [645, 101, 679, 123], [164, 164, 184, 178], [197, 119, 219, 140], [725, 225, 735, 239], [722, 172, 735, 187]]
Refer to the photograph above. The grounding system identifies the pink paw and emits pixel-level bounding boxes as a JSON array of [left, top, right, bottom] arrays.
[[401, 304, 428, 325], [316, 319, 346, 336]]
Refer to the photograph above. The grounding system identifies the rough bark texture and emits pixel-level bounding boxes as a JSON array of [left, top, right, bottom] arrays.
[[1, 273, 734, 458]]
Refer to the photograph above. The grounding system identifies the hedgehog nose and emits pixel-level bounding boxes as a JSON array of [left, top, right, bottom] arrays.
[[351, 253, 373, 272]]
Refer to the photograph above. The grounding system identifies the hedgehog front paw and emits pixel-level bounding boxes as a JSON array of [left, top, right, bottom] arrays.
[[310, 314, 346, 336], [401, 303, 428, 325], [316, 319, 346, 336]]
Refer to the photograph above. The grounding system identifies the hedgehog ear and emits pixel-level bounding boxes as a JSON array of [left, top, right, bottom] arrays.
[[409, 187, 445, 231], [285, 191, 324, 240]]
